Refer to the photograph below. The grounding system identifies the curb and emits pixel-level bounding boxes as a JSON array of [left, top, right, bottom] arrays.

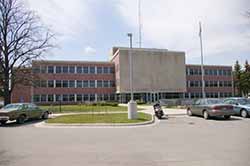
[[35, 115, 155, 128]]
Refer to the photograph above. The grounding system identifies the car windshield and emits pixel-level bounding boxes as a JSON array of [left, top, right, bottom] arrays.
[[1, 104, 23, 111], [237, 99, 250, 105], [206, 99, 221, 105]]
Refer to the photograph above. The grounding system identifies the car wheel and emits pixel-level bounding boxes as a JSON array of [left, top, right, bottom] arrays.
[[0, 120, 7, 125], [241, 109, 248, 118], [203, 111, 209, 120], [224, 115, 231, 120], [187, 109, 193, 116], [17, 115, 26, 124], [42, 112, 49, 119]]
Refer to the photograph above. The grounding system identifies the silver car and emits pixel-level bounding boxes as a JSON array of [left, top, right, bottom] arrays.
[[187, 98, 235, 120], [223, 98, 250, 118]]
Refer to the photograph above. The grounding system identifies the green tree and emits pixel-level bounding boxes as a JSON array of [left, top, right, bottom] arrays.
[[241, 60, 250, 96], [233, 60, 242, 96], [0, 0, 54, 105]]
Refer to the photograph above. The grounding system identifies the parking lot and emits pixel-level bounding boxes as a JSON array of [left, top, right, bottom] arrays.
[[0, 114, 250, 166]]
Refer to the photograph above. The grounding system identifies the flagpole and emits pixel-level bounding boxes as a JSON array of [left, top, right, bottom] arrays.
[[199, 21, 206, 98]]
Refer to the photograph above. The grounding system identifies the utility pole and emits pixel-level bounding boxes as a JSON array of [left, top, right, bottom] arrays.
[[199, 22, 206, 98], [138, 0, 142, 48], [127, 33, 137, 119]]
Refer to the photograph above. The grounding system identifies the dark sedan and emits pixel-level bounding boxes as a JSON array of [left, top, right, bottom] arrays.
[[187, 98, 235, 120], [0, 103, 50, 125]]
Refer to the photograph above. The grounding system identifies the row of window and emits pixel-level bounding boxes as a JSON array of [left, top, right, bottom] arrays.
[[187, 81, 232, 88], [187, 68, 232, 76], [185, 92, 232, 99], [33, 66, 115, 74], [33, 94, 116, 102], [34, 80, 115, 88]]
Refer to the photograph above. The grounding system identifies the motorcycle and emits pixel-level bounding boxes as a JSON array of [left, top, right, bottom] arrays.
[[153, 103, 165, 119]]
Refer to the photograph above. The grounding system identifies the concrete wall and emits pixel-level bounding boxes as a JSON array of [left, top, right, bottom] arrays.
[[111, 47, 186, 93]]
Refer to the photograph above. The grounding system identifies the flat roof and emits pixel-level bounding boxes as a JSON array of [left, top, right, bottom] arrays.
[[32, 60, 114, 65]]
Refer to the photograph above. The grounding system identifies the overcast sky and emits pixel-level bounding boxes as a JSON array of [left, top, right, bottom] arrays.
[[25, 0, 250, 65]]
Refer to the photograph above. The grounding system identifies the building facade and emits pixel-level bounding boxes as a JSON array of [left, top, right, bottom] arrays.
[[185, 65, 233, 99], [11, 47, 234, 104]]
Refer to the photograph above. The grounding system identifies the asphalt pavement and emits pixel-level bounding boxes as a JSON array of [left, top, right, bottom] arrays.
[[0, 112, 250, 166]]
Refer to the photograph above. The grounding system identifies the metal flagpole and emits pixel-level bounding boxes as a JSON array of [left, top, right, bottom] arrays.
[[138, 0, 142, 48], [199, 21, 206, 98]]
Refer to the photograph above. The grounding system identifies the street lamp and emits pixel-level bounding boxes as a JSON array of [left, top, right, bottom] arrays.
[[127, 33, 137, 119]]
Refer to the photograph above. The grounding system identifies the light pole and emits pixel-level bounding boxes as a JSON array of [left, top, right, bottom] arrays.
[[127, 33, 137, 119], [199, 22, 205, 99]]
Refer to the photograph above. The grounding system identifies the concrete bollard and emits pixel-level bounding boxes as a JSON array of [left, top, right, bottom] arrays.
[[128, 100, 137, 119]]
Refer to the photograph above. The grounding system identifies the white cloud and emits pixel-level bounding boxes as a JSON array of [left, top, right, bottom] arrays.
[[84, 46, 96, 55], [115, 0, 250, 62], [25, 0, 95, 40]]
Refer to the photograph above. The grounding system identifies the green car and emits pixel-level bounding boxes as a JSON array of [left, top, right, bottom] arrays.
[[0, 103, 50, 125]]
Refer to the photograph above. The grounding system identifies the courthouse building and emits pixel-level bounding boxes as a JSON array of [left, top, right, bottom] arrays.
[[11, 47, 234, 104]]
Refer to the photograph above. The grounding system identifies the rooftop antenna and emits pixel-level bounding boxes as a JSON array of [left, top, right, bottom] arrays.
[[138, 0, 142, 48]]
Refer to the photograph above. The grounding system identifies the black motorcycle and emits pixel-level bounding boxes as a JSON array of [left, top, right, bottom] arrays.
[[153, 103, 164, 119]]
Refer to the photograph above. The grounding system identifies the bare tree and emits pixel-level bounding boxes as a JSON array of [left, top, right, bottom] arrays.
[[0, 0, 54, 105]]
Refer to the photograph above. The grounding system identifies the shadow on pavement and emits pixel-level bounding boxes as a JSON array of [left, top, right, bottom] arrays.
[[191, 115, 242, 121], [0, 119, 44, 128]]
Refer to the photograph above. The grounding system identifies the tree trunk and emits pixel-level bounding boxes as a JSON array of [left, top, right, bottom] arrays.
[[3, 70, 11, 105]]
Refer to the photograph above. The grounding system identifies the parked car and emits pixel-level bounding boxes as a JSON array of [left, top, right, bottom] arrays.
[[0, 103, 50, 125], [223, 98, 250, 118], [187, 98, 235, 120]]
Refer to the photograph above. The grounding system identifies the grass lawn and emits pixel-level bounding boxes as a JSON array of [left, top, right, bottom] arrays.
[[47, 112, 152, 124], [41, 105, 128, 113]]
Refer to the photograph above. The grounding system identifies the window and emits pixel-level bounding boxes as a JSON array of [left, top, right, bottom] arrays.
[[103, 67, 109, 74], [77, 80, 82, 88], [219, 81, 223, 87], [213, 69, 217, 76], [83, 67, 89, 74], [48, 66, 54, 73], [33, 95, 40, 102], [83, 80, 89, 88], [83, 94, 89, 101], [56, 94, 61, 101], [209, 70, 213, 75], [77, 66, 82, 74], [77, 94, 82, 102], [97, 80, 103, 87], [56, 66, 62, 73], [41, 66, 47, 73], [48, 94, 54, 102], [69, 66, 75, 73], [62, 80, 69, 88], [48, 80, 54, 88], [104, 94, 109, 101], [41, 95, 47, 102], [90, 80, 95, 88], [32, 66, 40, 74], [40, 80, 47, 88], [97, 67, 103, 74], [109, 67, 114, 74], [63, 66, 68, 73], [69, 94, 75, 102], [69, 80, 75, 88], [33, 80, 40, 87], [62, 94, 69, 102], [218, 70, 223, 76], [190, 69, 194, 75], [110, 81, 115, 87], [90, 67, 95, 74], [56, 80, 62, 87], [90, 94, 95, 101], [205, 69, 209, 75], [103, 80, 109, 87]]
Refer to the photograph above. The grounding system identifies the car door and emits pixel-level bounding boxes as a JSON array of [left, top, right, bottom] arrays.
[[191, 99, 201, 115], [28, 103, 41, 118], [224, 99, 240, 115]]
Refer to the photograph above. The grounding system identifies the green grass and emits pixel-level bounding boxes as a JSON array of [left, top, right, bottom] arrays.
[[41, 105, 128, 113], [47, 112, 152, 124], [41, 105, 144, 113]]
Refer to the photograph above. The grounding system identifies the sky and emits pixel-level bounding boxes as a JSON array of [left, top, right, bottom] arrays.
[[25, 0, 250, 66]]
